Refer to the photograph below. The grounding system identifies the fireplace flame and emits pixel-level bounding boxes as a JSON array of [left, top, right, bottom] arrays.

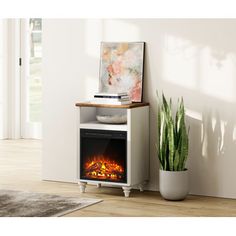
[[84, 155, 125, 181]]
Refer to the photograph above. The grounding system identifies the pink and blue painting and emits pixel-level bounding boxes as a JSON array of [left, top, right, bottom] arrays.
[[99, 42, 145, 102]]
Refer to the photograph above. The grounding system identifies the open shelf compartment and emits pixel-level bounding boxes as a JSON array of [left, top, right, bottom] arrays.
[[79, 106, 128, 131]]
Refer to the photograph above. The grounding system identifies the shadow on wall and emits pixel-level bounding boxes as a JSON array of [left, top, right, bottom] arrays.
[[78, 19, 236, 197], [116, 19, 236, 197], [187, 108, 236, 196]]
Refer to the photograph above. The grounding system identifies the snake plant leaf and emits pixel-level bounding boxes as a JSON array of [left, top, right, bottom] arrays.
[[174, 150, 180, 171], [157, 100, 161, 145], [179, 99, 189, 170], [162, 93, 169, 115], [156, 92, 189, 171], [167, 118, 175, 171], [180, 123, 188, 170], [159, 111, 166, 169], [156, 143, 163, 170]]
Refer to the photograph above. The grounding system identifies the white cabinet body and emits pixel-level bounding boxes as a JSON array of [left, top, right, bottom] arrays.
[[76, 103, 149, 197]]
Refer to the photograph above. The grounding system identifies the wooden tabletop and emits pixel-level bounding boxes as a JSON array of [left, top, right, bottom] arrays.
[[75, 101, 149, 109]]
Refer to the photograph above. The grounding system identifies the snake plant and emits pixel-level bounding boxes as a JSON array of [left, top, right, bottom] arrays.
[[157, 92, 189, 171]]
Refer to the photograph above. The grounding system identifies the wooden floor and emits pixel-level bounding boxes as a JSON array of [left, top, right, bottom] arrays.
[[0, 139, 236, 217]]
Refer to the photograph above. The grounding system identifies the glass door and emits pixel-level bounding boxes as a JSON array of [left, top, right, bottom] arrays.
[[20, 18, 42, 139]]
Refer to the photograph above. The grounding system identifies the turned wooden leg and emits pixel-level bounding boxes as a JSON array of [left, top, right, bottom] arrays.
[[139, 181, 148, 192], [139, 183, 144, 192], [97, 183, 101, 188], [122, 186, 132, 197], [78, 182, 87, 193]]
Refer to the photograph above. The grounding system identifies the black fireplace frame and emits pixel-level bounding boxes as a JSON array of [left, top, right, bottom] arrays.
[[80, 129, 127, 183]]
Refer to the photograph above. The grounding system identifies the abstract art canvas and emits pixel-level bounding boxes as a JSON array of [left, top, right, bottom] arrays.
[[99, 42, 145, 102]]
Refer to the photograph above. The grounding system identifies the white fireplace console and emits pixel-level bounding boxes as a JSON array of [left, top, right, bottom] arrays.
[[76, 102, 149, 197]]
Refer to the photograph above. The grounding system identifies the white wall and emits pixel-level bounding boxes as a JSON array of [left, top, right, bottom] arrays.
[[0, 20, 4, 139], [0, 19, 8, 139], [43, 19, 236, 198]]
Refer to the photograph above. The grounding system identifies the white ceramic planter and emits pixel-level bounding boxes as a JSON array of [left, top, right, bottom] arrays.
[[159, 169, 189, 201]]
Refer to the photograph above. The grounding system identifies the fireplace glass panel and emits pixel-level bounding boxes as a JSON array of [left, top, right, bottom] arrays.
[[80, 129, 127, 183]]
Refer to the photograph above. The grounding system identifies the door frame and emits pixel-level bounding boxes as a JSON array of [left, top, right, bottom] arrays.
[[6, 19, 21, 139], [20, 18, 42, 139]]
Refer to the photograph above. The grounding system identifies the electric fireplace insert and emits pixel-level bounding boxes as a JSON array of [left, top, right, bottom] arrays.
[[80, 129, 127, 183]]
